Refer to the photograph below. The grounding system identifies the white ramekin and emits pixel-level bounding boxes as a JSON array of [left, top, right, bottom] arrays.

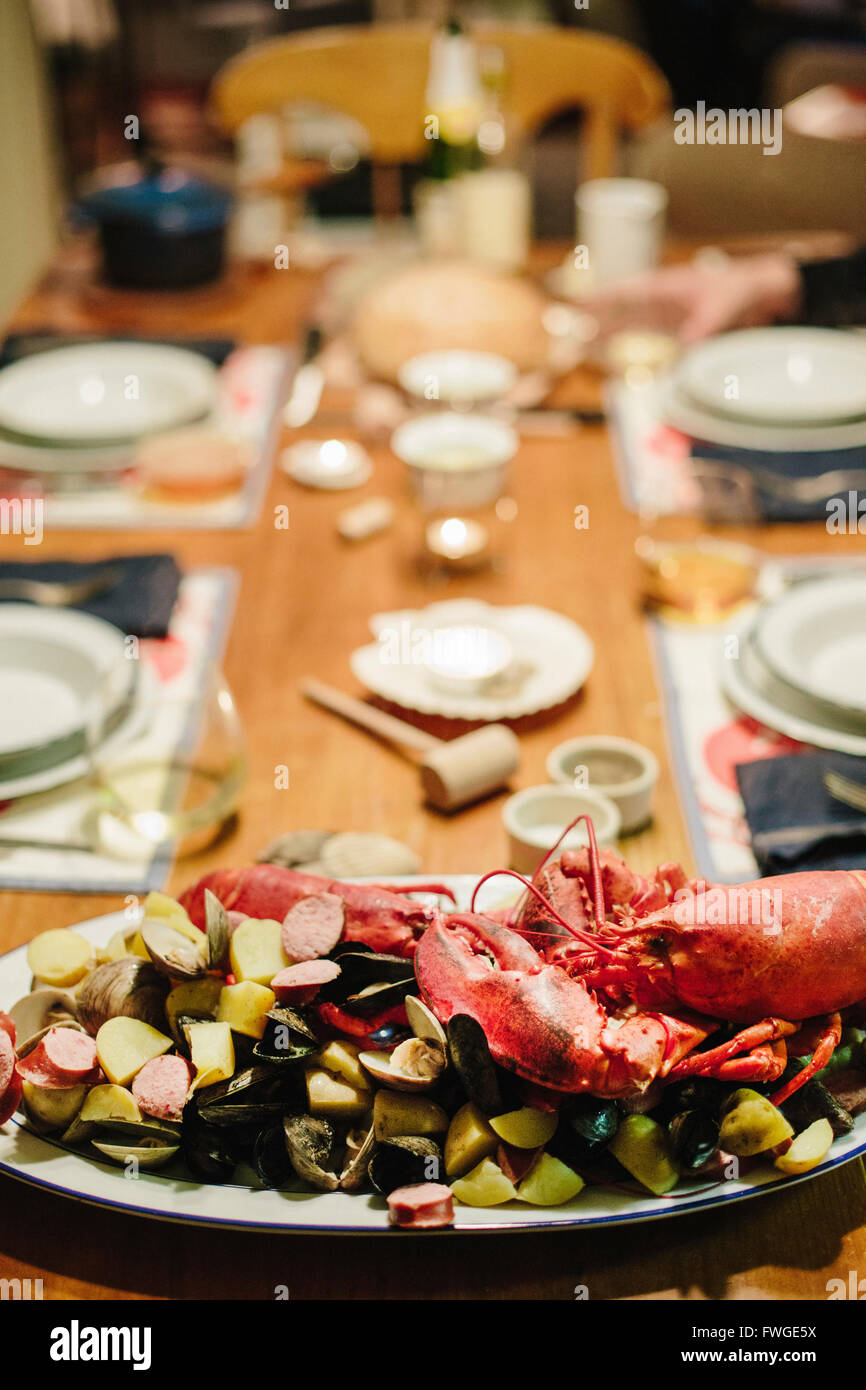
[[546, 735, 659, 834], [502, 784, 621, 877]]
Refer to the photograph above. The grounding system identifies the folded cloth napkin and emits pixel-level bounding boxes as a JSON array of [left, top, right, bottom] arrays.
[[689, 440, 866, 523], [0, 553, 181, 637], [0, 332, 236, 370], [736, 751, 866, 874]]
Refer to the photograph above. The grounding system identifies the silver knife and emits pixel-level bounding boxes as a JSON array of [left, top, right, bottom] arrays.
[[283, 326, 324, 429]]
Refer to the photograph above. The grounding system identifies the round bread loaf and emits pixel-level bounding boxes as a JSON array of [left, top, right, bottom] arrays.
[[352, 259, 549, 382]]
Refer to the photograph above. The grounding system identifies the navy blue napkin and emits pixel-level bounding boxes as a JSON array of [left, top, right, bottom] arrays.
[[736, 751, 866, 874], [0, 553, 181, 638], [689, 439, 866, 523]]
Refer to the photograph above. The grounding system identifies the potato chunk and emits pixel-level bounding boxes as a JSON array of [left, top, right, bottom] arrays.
[[216, 982, 276, 1039], [719, 1088, 794, 1157], [774, 1118, 833, 1175], [313, 1039, 367, 1091], [95, 1017, 173, 1086], [445, 1102, 499, 1179], [187, 1021, 235, 1086], [489, 1106, 558, 1150], [608, 1114, 679, 1195], [26, 929, 92, 987], [373, 1090, 448, 1140], [516, 1153, 585, 1206], [451, 1157, 517, 1207], [305, 1067, 371, 1120], [229, 918, 288, 986]]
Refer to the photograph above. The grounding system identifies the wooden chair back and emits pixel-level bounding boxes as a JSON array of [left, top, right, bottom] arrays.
[[212, 23, 670, 179]]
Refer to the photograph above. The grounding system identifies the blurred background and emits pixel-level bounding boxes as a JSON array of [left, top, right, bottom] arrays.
[[3, 0, 866, 318]]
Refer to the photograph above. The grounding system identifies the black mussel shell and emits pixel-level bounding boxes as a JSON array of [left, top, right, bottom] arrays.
[[196, 1100, 292, 1129], [367, 1022, 411, 1048], [655, 1077, 730, 1123], [341, 978, 415, 1015], [368, 1137, 443, 1196], [567, 1096, 620, 1149], [181, 1105, 239, 1183], [254, 1006, 319, 1063], [773, 1061, 854, 1138], [253, 1123, 295, 1188], [668, 1108, 720, 1174], [446, 1014, 503, 1115], [330, 940, 375, 959], [319, 950, 413, 1005]]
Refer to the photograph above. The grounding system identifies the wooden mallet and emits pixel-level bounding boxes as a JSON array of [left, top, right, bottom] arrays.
[[302, 678, 520, 812]]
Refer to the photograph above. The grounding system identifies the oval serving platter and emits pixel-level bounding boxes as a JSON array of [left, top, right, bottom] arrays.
[[0, 882, 864, 1234]]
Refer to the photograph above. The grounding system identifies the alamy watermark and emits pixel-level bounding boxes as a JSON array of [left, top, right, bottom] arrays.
[[0, 496, 43, 545], [675, 102, 782, 157]]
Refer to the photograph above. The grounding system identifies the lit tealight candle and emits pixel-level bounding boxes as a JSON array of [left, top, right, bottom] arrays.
[[280, 438, 372, 490], [424, 514, 490, 569]]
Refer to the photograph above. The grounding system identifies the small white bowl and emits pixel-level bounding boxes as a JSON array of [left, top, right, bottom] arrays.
[[421, 623, 514, 696], [502, 785, 621, 877], [546, 735, 659, 834], [391, 411, 518, 511], [397, 351, 518, 406]]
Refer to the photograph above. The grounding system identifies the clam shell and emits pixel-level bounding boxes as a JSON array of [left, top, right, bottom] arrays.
[[359, 1040, 445, 1092], [405, 995, 447, 1051], [340, 1124, 376, 1191], [318, 833, 420, 879], [75, 958, 168, 1035], [140, 919, 207, 981], [91, 1138, 179, 1170], [8, 988, 81, 1055], [204, 889, 231, 972], [257, 830, 334, 869]]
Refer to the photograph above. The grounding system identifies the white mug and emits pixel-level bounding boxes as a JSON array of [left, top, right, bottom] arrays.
[[575, 178, 668, 289]]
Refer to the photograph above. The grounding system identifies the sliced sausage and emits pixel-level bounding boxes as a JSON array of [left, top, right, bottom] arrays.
[[387, 1182, 454, 1230], [0, 1012, 16, 1048], [280, 893, 345, 963], [0, 1070, 22, 1126], [271, 958, 341, 1006], [15, 1029, 98, 1090], [132, 1054, 193, 1120], [0, 1030, 14, 1096], [41, 1027, 98, 1080]]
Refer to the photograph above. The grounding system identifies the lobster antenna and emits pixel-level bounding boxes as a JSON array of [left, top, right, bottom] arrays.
[[470, 868, 616, 956], [513, 812, 607, 933]]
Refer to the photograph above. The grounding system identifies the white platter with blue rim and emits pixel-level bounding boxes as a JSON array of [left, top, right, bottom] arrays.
[[0, 879, 863, 1233]]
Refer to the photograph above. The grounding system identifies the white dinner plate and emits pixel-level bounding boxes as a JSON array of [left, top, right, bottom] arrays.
[[0, 606, 130, 772], [675, 327, 866, 425], [721, 622, 866, 756], [0, 343, 216, 445], [754, 575, 866, 721], [0, 660, 153, 802], [658, 374, 866, 453], [1, 883, 864, 1233], [351, 600, 594, 720]]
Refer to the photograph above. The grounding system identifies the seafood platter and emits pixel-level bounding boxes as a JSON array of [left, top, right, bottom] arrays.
[[1, 817, 865, 1232]]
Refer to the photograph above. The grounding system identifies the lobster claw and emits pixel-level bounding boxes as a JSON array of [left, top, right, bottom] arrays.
[[415, 914, 616, 1093]]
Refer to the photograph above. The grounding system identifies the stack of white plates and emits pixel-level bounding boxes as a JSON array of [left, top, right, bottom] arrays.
[[721, 574, 866, 755], [0, 605, 149, 800], [661, 327, 866, 452], [0, 342, 217, 479]]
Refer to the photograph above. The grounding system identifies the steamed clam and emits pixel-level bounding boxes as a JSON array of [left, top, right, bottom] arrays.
[[8, 988, 83, 1057], [75, 958, 169, 1035], [91, 1117, 182, 1171], [359, 1037, 445, 1093], [140, 919, 208, 981], [203, 889, 231, 973]]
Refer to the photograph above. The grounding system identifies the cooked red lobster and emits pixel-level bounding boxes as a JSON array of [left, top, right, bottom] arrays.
[[180, 819, 863, 1102]]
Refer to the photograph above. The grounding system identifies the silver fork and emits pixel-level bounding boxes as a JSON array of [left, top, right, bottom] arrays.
[[0, 566, 122, 607], [824, 770, 866, 813]]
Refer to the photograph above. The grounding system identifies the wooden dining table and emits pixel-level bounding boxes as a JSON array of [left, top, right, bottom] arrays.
[[0, 231, 864, 1301]]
